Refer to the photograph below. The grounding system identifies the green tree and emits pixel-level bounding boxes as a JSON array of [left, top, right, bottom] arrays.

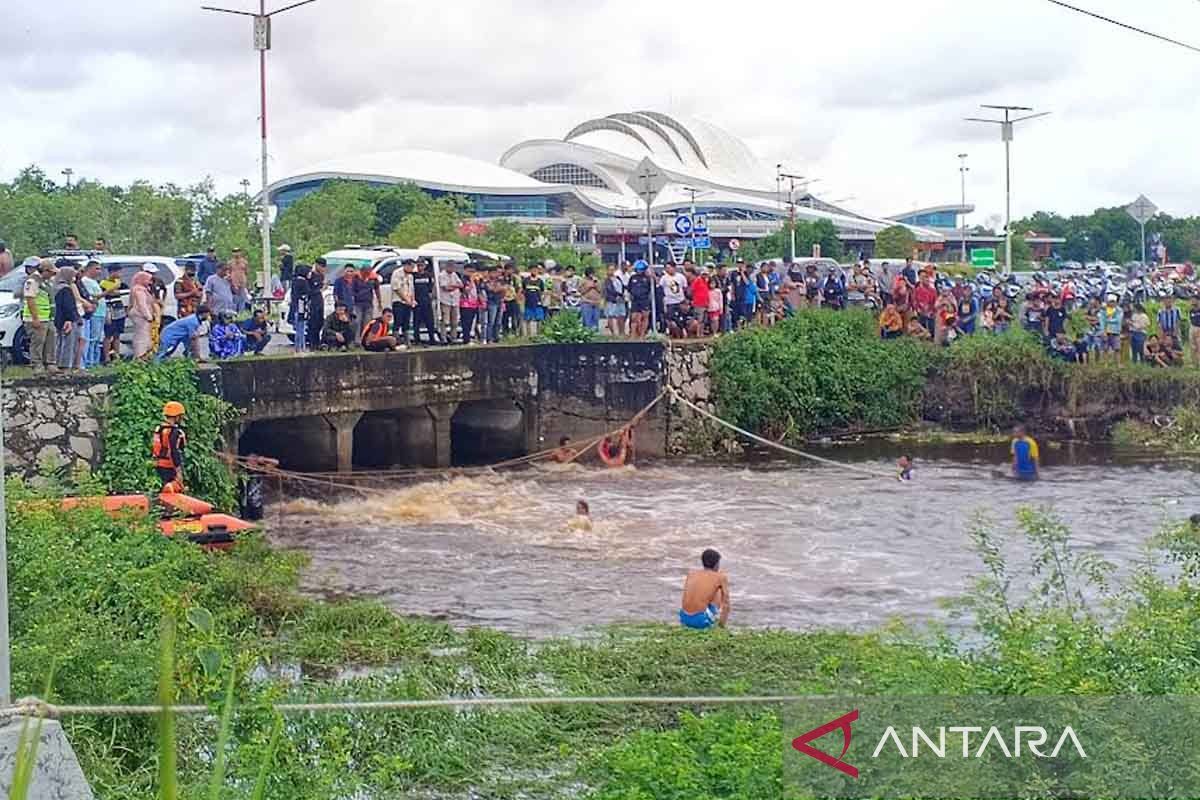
[[387, 196, 465, 248], [874, 225, 917, 259], [1009, 235, 1033, 268], [1110, 239, 1134, 264], [272, 181, 376, 262], [368, 184, 432, 239]]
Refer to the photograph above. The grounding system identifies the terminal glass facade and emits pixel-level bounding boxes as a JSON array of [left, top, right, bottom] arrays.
[[894, 210, 958, 229]]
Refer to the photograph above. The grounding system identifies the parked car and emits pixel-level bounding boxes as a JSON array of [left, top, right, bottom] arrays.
[[0, 268, 29, 363]]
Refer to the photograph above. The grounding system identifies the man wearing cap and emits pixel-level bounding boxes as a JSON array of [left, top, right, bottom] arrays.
[[0, 241, 12, 277], [21, 258, 57, 371], [278, 244, 294, 284], [197, 247, 220, 284]]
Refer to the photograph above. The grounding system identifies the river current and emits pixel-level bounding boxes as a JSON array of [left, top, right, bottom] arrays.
[[265, 441, 1197, 636]]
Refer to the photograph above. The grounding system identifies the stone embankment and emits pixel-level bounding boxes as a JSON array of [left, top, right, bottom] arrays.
[[3, 373, 111, 478]]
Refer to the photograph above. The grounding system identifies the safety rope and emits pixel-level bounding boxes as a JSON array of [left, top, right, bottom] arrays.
[[668, 388, 895, 479], [2, 692, 819, 720], [564, 389, 668, 464]]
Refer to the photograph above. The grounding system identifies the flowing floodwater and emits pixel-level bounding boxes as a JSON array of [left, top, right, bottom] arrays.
[[265, 441, 1197, 636]]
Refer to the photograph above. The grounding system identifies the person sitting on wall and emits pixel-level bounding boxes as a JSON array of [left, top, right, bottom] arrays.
[[321, 303, 354, 350], [361, 307, 401, 352]]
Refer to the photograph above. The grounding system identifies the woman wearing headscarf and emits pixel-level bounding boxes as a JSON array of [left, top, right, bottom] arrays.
[[129, 271, 156, 359], [52, 266, 81, 369]]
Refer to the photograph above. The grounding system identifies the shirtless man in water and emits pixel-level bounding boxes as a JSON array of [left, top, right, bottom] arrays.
[[679, 548, 730, 629]]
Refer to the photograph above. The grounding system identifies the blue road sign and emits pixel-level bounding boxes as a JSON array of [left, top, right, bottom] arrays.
[[675, 236, 711, 250], [674, 215, 693, 236], [693, 214, 708, 234]]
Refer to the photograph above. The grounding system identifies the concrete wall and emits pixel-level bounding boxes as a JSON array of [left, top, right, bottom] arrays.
[[2, 374, 111, 479]]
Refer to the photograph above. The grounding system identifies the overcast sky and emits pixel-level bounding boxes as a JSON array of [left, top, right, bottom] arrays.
[[4, 0, 1200, 225]]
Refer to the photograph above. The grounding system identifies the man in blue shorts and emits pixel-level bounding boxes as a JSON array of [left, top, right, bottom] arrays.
[[679, 548, 730, 629], [1011, 425, 1040, 481]]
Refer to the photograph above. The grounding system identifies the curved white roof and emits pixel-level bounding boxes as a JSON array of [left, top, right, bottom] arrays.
[[273, 149, 552, 196]]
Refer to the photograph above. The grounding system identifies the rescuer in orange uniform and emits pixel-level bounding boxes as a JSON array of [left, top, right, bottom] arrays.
[[152, 401, 187, 492]]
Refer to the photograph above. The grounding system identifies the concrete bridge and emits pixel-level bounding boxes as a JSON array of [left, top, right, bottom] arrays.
[[215, 343, 672, 472]]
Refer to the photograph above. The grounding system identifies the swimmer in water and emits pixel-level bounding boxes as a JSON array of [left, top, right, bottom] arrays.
[[1011, 424, 1040, 481], [552, 436, 578, 463], [567, 499, 592, 532], [678, 548, 730, 630], [897, 454, 913, 481]]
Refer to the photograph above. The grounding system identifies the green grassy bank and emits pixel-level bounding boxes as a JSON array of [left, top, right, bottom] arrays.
[[10, 483, 1200, 798]]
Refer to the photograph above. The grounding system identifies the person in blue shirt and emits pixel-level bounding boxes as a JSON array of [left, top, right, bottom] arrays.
[[1157, 297, 1182, 342], [1010, 424, 1040, 481], [155, 305, 211, 361], [197, 247, 220, 284], [741, 266, 759, 325], [239, 308, 273, 355]]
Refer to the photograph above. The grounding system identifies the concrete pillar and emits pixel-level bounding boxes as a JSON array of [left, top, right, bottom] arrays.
[[0, 717, 95, 799], [321, 412, 364, 473], [424, 403, 459, 468]]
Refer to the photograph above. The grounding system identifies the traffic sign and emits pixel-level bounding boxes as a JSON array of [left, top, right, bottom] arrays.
[[693, 214, 708, 234], [667, 240, 688, 266], [971, 248, 996, 268], [1126, 195, 1157, 225], [638, 235, 669, 245], [674, 215, 693, 236], [680, 236, 711, 250], [729, 238, 741, 252], [626, 158, 669, 201]]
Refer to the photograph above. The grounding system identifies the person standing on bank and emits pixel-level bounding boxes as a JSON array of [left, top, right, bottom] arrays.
[[391, 259, 417, 344], [411, 260, 439, 345], [153, 401, 187, 492], [52, 265, 82, 370], [21, 258, 56, 371], [306, 258, 327, 349]]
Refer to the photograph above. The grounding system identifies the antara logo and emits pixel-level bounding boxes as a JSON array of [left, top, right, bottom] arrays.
[[793, 710, 1088, 777]]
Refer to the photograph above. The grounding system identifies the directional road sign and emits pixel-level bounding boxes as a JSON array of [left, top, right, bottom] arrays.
[[690, 236, 711, 250], [674, 215, 693, 236], [626, 157, 669, 201], [693, 214, 708, 235], [971, 248, 996, 268], [1126, 195, 1157, 225]]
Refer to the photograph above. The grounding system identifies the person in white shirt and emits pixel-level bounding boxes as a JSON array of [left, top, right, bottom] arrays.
[[437, 266, 463, 342], [659, 263, 688, 317]]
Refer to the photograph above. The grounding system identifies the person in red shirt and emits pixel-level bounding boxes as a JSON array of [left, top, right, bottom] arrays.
[[913, 274, 939, 337], [689, 269, 712, 335]]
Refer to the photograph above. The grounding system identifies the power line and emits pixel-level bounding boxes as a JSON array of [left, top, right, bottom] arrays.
[[1043, 0, 1200, 54]]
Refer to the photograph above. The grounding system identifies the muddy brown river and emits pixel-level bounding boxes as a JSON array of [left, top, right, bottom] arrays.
[[265, 441, 1197, 636]]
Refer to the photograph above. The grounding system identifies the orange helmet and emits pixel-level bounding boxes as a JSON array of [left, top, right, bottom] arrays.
[[163, 401, 186, 418]]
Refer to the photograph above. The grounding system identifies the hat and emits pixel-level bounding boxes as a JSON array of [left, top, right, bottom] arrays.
[[142, 263, 158, 273], [54, 257, 73, 268], [86, 258, 101, 267], [277, 244, 291, 252], [206, 245, 216, 252], [22, 256, 40, 270]]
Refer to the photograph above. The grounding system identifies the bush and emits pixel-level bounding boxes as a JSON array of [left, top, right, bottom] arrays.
[[99, 359, 239, 509], [536, 309, 596, 344], [710, 309, 934, 440]]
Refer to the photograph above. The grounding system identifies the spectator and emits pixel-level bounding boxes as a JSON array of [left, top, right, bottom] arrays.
[[821, 266, 845, 311], [278, 244, 294, 284], [0, 241, 12, 277], [203, 263, 247, 318], [362, 308, 401, 351], [521, 264, 547, 338], [1042, 295, 1067, 343], [353, 264, 381, 343], [780, 267, 805, 316], [321, 303, 354, 350], [438, 264, 463, 341], [460, 269, 483, 344], [1128, 303, 1150, 363], [666, 298, 700, 339], [1158, 297, 1182, 342], [563, 266, 582, 316], [934, 298, 959, 346], [52, 266, 81, 370], [197, 247, 220, 284], [128, 271, 157, 359], [1146, 334, 1169, 367], [544, 264, 564, 318], [21, 258, 56, 371], [411, 260, 439, 345], [604, 264, 627, 337], [208, 312, 245, 359], [80, 259, 106, 368], [1098, 295, 1123, 362], [240, 308, 272, 355], [391, 259, 417, 343], [501, 265, 521, 337], [1162, 334, 1184, 366], [741, 262, 759, 327], [913, 273, 938, 336], [306, 259, 328, 350], [660, 263, 687, 324], [957, 290, 978, 335], [705, 274, 724, 335], [1190, 300, 1200, 365], [157, 305, 212, 361], [1051, 332, 1077, 361], [804, 263, 822, 307], [879, 302, 904, 339], [485, 267, 508, 342], [627, 262, 652, 338], [905, 316, 932, 340], [992, 296, 1013, 334], [100, 264, 127, 364], [289, 263, 313, 353], [1022, 295, 1045, 336], [579, 266, 603, 332], [228, 248, 249, 297], [175, 262, 203, 318], [690, 266, 711, 333]]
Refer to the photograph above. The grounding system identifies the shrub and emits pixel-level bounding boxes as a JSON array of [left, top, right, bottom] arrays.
[[710, 309, 934, 440], [536, 309, 596, 343]]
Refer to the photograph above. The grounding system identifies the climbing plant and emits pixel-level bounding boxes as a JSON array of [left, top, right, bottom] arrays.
[[536, 309, 597, 344], [99, 359, 239, 509]]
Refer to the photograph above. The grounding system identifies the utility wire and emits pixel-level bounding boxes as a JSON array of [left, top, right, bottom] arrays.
[[1043, 0, 1200, 54]]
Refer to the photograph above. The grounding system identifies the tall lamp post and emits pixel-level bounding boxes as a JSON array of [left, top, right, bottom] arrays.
[[957, 153, 969, 263], [202, 0, 318, 297], [779, 172, 805, 262], [965, 105, 1050, 273]]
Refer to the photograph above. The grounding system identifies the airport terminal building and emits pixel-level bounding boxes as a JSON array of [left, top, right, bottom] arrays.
[[268, 110, 950, 263]]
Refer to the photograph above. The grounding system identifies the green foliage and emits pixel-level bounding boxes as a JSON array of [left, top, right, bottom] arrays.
[[1011, 205, 1200, 263], [1113, 404, 1200, 452], [271, 181, 378, 263], [749, 219, 844, 262], [387, 196, 466, 247], [873, 224, 917, 259], [536, 309, 596, 343], [710, 309, 934, 439], [941, 327, 1057, 426], [99, 359, 238, 509], [1008, 233, 1033, 268]]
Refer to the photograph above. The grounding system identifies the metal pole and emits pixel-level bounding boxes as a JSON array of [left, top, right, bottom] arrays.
[[1140, 220, 1146, 266], [0, 368, 10, 706], [258, 0, 272, 299], [1004, 117, 1012, 274], [647, 196, 657, 334], [788, 179, 796, 262], [690, 189, 697, 264], [958, 153, 968, 263]]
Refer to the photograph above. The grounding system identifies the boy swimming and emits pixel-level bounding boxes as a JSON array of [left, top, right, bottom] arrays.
[[567, 499, 592, 532], [897, 454, 914, 481]]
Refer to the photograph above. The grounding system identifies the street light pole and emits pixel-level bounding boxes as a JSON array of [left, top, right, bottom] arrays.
[[61, 168, 74, 189], [779, 172, 805, 262], [958, 153, 969, 263], [203, 0, 318, 299], [965, 105, 1050, 274]]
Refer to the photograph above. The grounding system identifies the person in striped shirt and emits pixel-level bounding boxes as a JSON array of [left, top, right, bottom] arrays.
[[1157, 297, 1182, 350]]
